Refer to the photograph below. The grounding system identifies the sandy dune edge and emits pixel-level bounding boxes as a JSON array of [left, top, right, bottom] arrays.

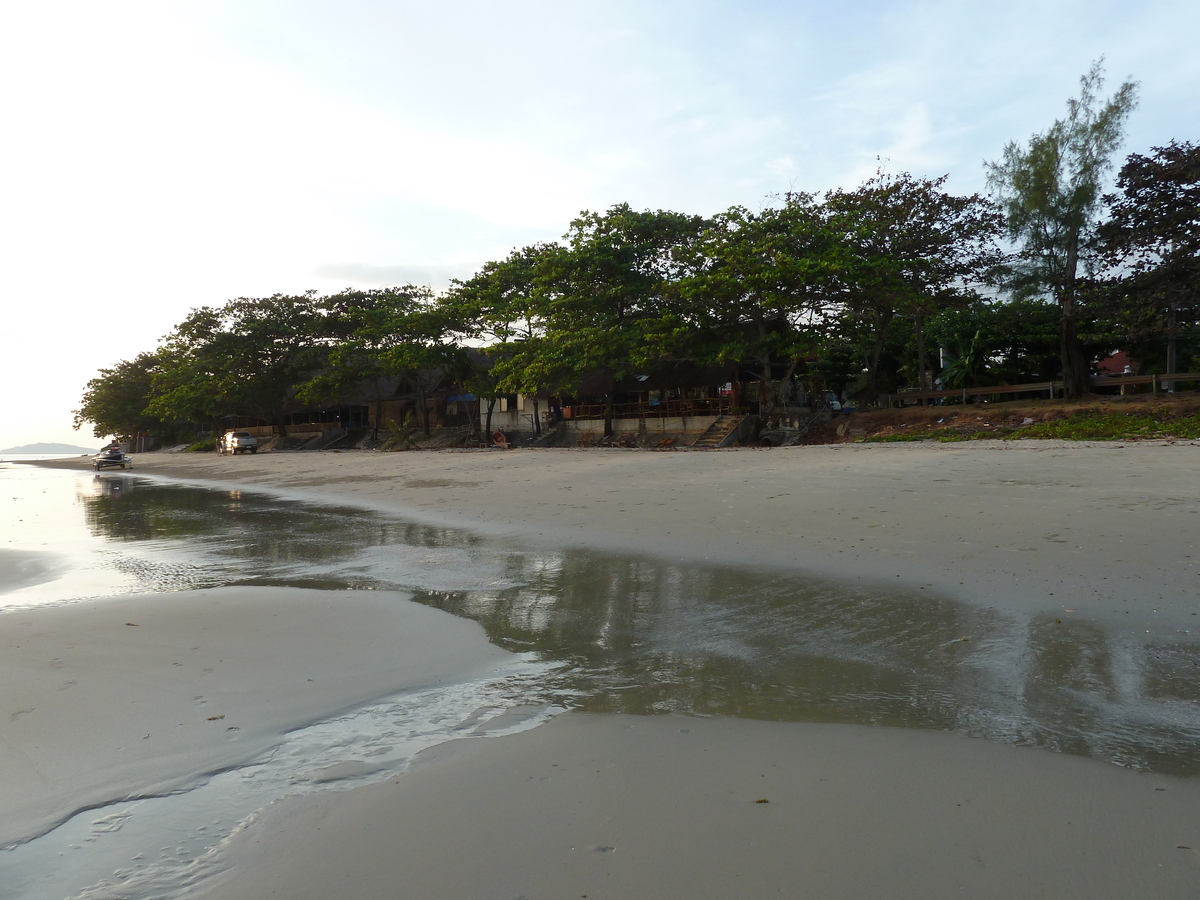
[[0, 586, 511, 848], [195, 712, 1200, 900]]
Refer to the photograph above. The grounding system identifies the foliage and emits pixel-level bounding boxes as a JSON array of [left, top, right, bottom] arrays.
[[926, 299, 1070, 385], [185, 438, 217, 452], [534, 204, 709, 389], [147, 293, 329, 432], [674, 196, 839, 407], [380, 413, 419, 451], [937, 330, 991, 388], [446, 243, 559, 404], [1094, 140, 1200, 369], [822, 170, 1005, 400], [985, 60, 1138, 397], [810, 338, 860, 398], [452, 206, 710, 434], [299, 285, 458, 436], [864, 408, 1200, 442], [73, 351, 170, 440]]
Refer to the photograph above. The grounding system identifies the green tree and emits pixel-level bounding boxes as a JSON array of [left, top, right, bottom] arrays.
[[299, 286, 455, 438], [73, 351, 170, 441], [985, 60, 1138, 398], [675, 196, 840, 414], [927, 298, 1064, 387], [1095, 140, 1200, 379], [810, 337, 860, 400], [147, 293, 328, 434], [824, 171, 1005, 403], [444, 244, 560, 436], [509, 205, 707, 436]]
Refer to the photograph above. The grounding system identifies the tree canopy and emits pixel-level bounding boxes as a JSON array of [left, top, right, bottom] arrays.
[[74, 352, 169, 440], [1095, 141, 1200, 373], [985, 60, 1138, 397], [825, 171, 1005, 401], [144, 293, 332, 434]]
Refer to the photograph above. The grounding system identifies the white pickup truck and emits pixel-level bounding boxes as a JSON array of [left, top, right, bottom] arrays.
[[220, 431, 260, 455]]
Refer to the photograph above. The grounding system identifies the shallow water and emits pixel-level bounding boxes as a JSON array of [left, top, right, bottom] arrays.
[[3, 463, 1199, 898]]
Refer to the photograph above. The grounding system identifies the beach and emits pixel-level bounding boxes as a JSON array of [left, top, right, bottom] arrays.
[[196, 713, 1200, 900], [0, 587, 512, 850], [48, 439, 1200, 626], [11, 442, 1200, 898]]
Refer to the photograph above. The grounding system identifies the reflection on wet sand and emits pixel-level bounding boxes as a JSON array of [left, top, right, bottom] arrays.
[[79, 474, 1200, 775], [417, 554, 1200, 775]]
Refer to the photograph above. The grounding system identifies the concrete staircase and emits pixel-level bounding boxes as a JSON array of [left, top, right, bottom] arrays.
[[324, 427, 371, 450], [691, 414, 749, 449]]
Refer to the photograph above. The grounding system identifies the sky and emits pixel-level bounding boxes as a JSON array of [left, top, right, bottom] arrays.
[[1, 0, 1197, 449]]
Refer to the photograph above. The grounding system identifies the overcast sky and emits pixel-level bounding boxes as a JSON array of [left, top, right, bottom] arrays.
[[1, 0, 1196, 450]]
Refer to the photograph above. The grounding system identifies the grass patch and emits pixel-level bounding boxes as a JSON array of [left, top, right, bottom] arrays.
[[865, 429, 991, 443], [862, 409, 1200, 443], [185, 438, 217, 452], [1004, 411, 1200, 441]]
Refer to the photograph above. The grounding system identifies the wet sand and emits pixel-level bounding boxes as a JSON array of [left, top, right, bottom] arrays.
[[20, 445, 1200, 897], [0, 548, 64, 594], [197, 713, 1200, 900], [0, 586, 511, 848], [41, 440, 1200, 626]]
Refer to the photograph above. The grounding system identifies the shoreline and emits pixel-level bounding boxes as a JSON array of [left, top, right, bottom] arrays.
[[0, 586, 512, 849], [32, 441, 1200, 629]]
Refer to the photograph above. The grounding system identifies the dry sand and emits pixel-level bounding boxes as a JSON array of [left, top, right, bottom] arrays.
[[19, 444, 1200, 898]]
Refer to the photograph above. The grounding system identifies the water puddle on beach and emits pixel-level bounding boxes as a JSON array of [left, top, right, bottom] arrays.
[[3, 463, 1200, 899]]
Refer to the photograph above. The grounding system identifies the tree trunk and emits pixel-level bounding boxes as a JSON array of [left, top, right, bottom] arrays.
[[1165, 294, 1179, 391], [775, 356, 802, 407], [1059, 230, 1090, 399], [485, 398, 496, 438], [469, 397, 481, 441], [865, 310, 895, 403], [1059, 297, 1090, 398], [372, 397, 382, 442], [603, 393, 614, 438], [531, 397, 541, 436], [915, 312, 928, 406], [1059, 304, 1090, 398], [416, 383, 430, 435]]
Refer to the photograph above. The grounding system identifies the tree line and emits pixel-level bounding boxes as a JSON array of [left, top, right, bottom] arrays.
[[76, 64, 1197, 443]]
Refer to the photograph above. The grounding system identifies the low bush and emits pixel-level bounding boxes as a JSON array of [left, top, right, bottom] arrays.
[[863, 408, 1200, 443]]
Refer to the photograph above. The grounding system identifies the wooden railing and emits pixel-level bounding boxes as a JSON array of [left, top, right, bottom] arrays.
[[563, 398, 731, 420], [883, 372, 1200, 407]]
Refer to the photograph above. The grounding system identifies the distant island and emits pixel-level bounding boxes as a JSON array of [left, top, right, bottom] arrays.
[[1, 442, 98, 455]]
